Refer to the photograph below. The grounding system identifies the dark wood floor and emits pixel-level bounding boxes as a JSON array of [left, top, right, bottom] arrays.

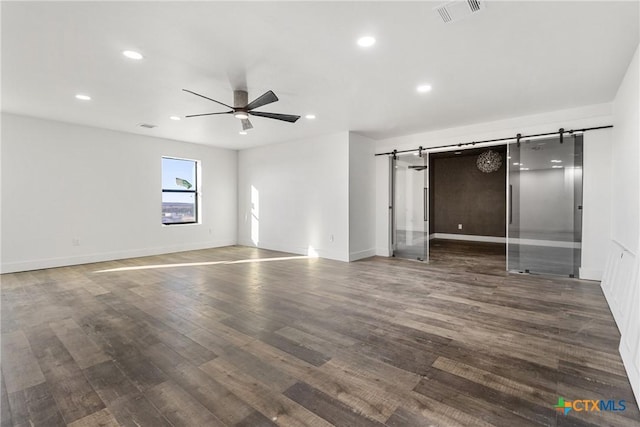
[[1, 241, 638, 426]]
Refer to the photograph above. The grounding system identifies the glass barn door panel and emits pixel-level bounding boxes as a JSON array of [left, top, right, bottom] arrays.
[[507, 135, 583, 276], [393, 154, 428, 262]]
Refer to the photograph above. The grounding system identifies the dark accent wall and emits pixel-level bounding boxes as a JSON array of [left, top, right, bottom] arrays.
[[429, 147, 506, 237]]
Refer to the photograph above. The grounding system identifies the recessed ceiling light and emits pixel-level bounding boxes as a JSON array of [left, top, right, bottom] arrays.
[[552, 165, 563, 169], [550, 159, 562, 163], [417, 84, 432, 93], [75, 94, 91, 101], [507, 156, 512, 159], [305, 114, 316, 119], [513, 162, 520, 166], [520, 167, 530, 171], [122, 50, 143, 60], [454, 151, 462, 155], [239, 131, 247, 135], [357, 36, 376, 47], [169, 116, 181, 121]]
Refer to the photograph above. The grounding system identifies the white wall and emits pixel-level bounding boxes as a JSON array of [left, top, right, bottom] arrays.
[[375, 155, 390, 256], [1, 113, 237, 273], [237, 132, 350, 262], [611, 48, 640, 255], [581, 128, 612, 280], [375, 103, 614, 279], [348, 132, 376, 261], [601, 44, 640, 404]]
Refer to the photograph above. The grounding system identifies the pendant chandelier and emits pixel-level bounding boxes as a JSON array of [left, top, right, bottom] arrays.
[[476, 150, 502, 173]]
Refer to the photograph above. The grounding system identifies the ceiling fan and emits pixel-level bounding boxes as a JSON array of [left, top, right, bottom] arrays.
[[182, 88, 300, 131]]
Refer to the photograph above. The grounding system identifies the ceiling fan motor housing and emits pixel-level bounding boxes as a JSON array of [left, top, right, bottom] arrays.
[[234, 90, 248, 108], [233, 90, 249, 119]]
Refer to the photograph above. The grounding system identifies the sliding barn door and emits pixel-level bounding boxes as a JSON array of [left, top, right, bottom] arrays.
[[507, 134, 583, 276], [392, 154, 429, 262]]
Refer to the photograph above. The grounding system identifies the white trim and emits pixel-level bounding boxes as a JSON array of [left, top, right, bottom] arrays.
[[431, 233, 505, 243], [620, 337, 640, 408], [431, 233, 581, 248], [0, 239, 237, 274], [612, 238, 638, 258], [237, 238, 350, 263], [376, 247, 391, 257], [350, 248, 377, 261], [578, 267, 603, 281], [512, 238, 582, 249]]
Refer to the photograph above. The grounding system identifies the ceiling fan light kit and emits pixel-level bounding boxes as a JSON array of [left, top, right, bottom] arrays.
[[183, 88, 300, 133]]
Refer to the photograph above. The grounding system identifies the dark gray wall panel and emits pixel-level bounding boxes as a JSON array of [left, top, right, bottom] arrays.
[[429, 148, 506, 237]]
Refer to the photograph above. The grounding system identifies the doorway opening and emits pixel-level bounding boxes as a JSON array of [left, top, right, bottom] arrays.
[[427, 145, 507, 269]]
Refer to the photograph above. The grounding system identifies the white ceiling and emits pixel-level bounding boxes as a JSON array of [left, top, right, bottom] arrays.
[[2, 1, 638, 150]]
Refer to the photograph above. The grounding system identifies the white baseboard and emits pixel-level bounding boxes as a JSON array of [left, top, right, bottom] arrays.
[[431, 233, 505, 243], [578, 267, 603, 281], [237, 238, 350, 262], [431, 233, 581, 248], [349, 248, 376, 261], [376, 247, 391, 257], [0, 239, 236, 273]]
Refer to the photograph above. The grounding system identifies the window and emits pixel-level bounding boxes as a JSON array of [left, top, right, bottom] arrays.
[[161, 157, 198, 225]]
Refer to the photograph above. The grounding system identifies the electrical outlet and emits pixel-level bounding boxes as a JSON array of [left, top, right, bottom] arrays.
[[458, 224, 463, 230]]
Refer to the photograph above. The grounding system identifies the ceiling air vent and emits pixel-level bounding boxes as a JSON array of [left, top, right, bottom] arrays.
[[138, 123, 157, 129], [435, 0, 486, 23]]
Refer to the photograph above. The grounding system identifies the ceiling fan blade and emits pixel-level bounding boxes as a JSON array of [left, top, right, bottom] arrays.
[[185, 111, 233, 118], [245, 90, 279, 110], [182, 89, 234, 109], [249, 111, 300, 123], [241, 119, 253, 131]]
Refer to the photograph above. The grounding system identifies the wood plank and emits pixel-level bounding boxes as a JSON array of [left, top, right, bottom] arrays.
[[220, 345, 297, 392], [200, 357, 334, 427], [260, 332, 331, 367], [239, 339, 399, 423], [66, 408, 120, 427], [108, 393, 172, 427], [235, 410, 279, 427], [1, 370, 12, 427], [386, 406, 470, 427], [414, 367, 556, 426], [23, 325, 105, 423], [283, 381, 386, 427], [49, 318, 110, 369], [7, 382, 65, 427], [1, 331, 46, 393], [115, 353, 168, 393], [83, 360, 139, 405], [432, 356, 556, 407], [169, 363, 257, 426], [145, 380, 225, 426]]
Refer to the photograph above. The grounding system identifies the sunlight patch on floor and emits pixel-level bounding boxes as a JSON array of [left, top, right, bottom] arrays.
[[94, 255, 312, 273]]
